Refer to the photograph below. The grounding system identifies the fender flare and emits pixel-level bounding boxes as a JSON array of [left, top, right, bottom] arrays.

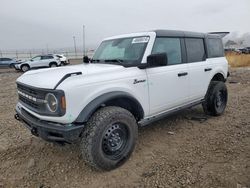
[[74, 91, 144, 123]]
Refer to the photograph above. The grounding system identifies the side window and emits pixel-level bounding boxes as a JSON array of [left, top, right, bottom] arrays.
[[185, 38, 206, 63], [42, 56, 53, 60], [1, 58, 11, 61], [152, 37, 182, 65], [207, 38, 224, 58], [31, 56, 41, 61]]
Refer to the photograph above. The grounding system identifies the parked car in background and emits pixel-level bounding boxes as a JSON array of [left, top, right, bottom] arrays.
[[239, 47, 250, 54], [15, 55, 61, 72], [54, 54, 69, 65], [0, 58, 19, 68]]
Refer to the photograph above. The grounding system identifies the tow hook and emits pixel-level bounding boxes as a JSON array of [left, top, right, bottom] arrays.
[[31, 128, 38, 136], [14, 114, 20, 121]]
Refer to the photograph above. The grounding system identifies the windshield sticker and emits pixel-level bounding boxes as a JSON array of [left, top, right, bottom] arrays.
[[132, 37, 149, 44]]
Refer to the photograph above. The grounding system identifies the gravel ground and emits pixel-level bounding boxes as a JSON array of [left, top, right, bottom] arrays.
[[0, 65, 249, 188]]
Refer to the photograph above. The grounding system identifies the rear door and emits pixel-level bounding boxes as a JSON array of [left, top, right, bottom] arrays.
[[185, 38, 211, 101], [41, 55, 52, 67], [0, 58, 4, 67], [146, 37, 189, 115]]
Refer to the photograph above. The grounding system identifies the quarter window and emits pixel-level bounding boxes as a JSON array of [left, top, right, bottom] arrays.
[[185, 38, 206, 63], [152, 37, 182, 65], [207, 38, 224, 58]]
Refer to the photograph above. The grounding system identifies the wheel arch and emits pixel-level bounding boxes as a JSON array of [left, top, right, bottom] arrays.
[[20, 64, 30, 69], [211, 72, 226, 82], [74, 91, 144, 123], [49, 61, 57, 66]]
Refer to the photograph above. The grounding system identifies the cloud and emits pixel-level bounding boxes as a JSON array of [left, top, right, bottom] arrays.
[[0, 0, 249, 50]]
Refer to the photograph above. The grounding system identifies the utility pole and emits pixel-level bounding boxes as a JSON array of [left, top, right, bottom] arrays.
[[73, 36, 77, 58], [83, 25, 85, 56]]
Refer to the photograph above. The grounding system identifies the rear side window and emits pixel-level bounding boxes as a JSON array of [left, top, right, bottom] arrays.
[[207, 38, 224, 58], [152, 37, 182, 65], [0, 58, 11, 61], [42, 56, 53, 60], [185, 38, 206, 63]]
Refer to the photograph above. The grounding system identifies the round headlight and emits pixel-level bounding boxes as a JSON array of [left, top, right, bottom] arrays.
[[45, 93, 58, 112]]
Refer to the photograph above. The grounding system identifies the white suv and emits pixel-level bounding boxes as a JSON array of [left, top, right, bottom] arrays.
[[54, 54, 69, 65], [15, 30, 229, 170], [15, 55, 61, 72]]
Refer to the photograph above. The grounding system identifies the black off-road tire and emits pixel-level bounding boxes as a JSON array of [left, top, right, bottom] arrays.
[[80, 106, 138, 171], [21, 64, 30, 72], [202, 81, 228, 116]]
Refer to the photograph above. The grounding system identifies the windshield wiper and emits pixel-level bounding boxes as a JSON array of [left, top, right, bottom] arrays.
[[91, 59, 100, 63], [91, 59, 124, 66], [104, 59, 123, 63]]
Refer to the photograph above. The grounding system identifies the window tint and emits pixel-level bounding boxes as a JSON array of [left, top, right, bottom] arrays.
[[0, 58, 11, 61], [152, 37, 182, 65], [31, 56, 41, 61], [207, 38, 224, 58], [42, 56, 53, 60], [185, 38, 206, 62]]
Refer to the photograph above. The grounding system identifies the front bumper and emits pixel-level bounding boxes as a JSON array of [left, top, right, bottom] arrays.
[[14, 64, 21, 70], [15, 105, 84, 144]]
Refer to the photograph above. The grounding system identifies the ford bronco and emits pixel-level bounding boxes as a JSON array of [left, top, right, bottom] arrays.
[[15, 30, 229, 170]]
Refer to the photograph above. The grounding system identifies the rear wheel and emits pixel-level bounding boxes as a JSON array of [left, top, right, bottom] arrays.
[[202, 81, 228, 116], [21, 64, 30, 72], [49, 62, 57, 68], [80, 106, 138, 171]]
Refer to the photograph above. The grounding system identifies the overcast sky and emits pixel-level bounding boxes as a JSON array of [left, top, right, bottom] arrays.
[[0, 0, 249, 50]]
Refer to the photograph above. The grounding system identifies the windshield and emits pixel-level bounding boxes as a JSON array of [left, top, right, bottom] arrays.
[[92, 36, 149, 66]]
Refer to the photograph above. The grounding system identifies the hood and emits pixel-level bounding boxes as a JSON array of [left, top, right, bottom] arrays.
[[16, 63, 124, 89]]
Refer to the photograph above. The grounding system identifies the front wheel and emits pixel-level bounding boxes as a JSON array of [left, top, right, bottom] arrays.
[[202, 81, 228, 116], [21, 65, 30, 72], [80, 106, 138, 171]]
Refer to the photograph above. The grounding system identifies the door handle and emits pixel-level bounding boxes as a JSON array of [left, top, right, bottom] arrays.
[[204, 68, 212, 72], [178, 72, 188, 77]]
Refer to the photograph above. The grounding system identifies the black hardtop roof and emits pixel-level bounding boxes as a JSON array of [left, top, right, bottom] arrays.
[[153, 30, 221, 38]]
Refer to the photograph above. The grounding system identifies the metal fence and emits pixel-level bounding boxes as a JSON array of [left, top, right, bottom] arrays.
[[0, 50, 95, 60]]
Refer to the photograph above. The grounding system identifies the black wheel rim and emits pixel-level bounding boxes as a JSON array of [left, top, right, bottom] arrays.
[[102, 123, 129, 159], [215, 90, 226, 111]]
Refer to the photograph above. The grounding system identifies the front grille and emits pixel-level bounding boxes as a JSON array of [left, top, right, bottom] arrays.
[[19, 95, 39, 109], [17, 83, 46, 113], [17, 84, 38, 96], [16, 82, 65, 117]]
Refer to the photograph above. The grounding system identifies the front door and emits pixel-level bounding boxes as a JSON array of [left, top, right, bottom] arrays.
[[30, 56, 42, 68], [146, 37, 189, 115]]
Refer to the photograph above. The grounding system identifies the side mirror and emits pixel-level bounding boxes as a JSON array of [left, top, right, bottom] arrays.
[[83, 56, 90, 63], [147, 53, 168, 67]]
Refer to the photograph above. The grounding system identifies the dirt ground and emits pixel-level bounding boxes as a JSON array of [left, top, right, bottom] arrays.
[[0, 65, 249, 188]]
